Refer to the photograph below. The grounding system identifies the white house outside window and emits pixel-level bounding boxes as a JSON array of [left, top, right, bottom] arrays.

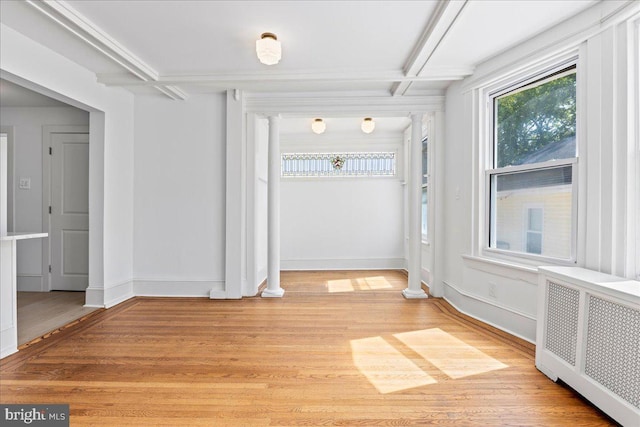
[[487, 65, 577, 262]]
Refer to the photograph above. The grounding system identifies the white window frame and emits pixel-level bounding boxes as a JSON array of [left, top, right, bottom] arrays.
[[634, 18, 640, 280], [481, 58, 580, 265]]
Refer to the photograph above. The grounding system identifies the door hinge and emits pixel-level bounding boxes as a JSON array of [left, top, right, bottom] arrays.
[[49, 206, 52, 214], [49, 147, 52, 155], [49, 265, 52, 273]]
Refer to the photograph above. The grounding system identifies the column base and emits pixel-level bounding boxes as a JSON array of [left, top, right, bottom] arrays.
[[402, 288, 428, 299], [261, 288, 285, 298]]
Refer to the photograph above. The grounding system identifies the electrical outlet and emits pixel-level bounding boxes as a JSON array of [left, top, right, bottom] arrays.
[[489, 283, 497, 298], [19, 177, 31, 190]]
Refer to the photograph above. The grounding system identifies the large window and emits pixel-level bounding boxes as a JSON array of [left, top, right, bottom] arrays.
[[421, 137, 428, 240], [487, 65, 577, 261]]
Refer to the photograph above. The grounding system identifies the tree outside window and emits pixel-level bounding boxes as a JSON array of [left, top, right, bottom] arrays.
[[489, 66, 577, 260]]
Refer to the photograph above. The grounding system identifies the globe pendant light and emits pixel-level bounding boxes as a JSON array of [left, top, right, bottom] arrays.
[[361, 117, 375, 134], [256, 32, 281, 65], [311, 118, 326, 134]]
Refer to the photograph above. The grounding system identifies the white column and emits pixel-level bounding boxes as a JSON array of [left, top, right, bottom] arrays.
[[403, 113, 428, 299], [262, 115, 285, 297]]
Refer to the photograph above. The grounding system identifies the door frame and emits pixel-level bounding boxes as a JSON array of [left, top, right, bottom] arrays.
[[42, 125, 90, 291], [0, 127, 15, 233]]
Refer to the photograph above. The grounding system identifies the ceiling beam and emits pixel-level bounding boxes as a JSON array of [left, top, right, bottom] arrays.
[[392, 0, 469, 96], [245, 95, 445, 116], [96, 67, 474, 88], [25, 0, 187, 100]]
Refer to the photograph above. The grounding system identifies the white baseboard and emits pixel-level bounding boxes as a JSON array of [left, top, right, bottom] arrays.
[[421, 267, 431, 286], [17, 275, 44, 292], [84, 280, 135, 308], [104, 280, 135, 308], [134, 279, 225, 297], [281, 258, 405, 271], [0, 327, 18, 359], [84, 286, 106, 308], [442, 280, 536, 344]]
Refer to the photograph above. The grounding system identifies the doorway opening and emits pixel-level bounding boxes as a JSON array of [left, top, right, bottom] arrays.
[[0, 79, 95, 344]]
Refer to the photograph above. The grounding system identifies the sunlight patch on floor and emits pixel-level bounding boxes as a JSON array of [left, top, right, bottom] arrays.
[[393, 328, 508, 379], [350, 336, 436, 393], [328, 276, 393, 293]]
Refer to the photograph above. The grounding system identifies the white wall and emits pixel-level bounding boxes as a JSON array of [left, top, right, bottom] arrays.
[[0, 107, 89, 291], [438, 2, 639, 342], [1, 23, 135, 307], [133, 94, 227, 296], [280, 137, 405, 270]]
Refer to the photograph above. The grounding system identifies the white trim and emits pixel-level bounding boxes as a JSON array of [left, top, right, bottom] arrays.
[[462, 254, 538, 285], [103, 279, 134, 308], [245, 95, 444, 116], [461, 0, 640, 93], [225, 90, 246, 300], [96, 69, 471, 92], [443, 280, 536, 344], [0, 327, 18, 359], [84, 286, 105, 308], [393, 0, 470, 96], [487, 158, 576, 176], [482, 57, 579, 265], [634, 18, 640, 280], [134, 280, 224, 298], [0, 127, 15, 233], [25, 0, 185, 100], [281, 258, 405, 271]]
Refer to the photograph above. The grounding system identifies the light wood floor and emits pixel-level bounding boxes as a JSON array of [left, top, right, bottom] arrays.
[[2, 271, 615, 426], [17, 291, 100, 346]]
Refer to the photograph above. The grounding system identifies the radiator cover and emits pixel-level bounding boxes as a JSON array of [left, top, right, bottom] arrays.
[[536, 267, 640, 427]]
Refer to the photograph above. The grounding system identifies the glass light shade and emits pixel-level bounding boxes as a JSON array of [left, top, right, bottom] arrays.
[[361, 117, 375, 134], [256, 33, 281, 65], [311, 118, 326, 134]]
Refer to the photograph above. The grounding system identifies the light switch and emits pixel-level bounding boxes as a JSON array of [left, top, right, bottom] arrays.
[[19, 177, 31, 190]]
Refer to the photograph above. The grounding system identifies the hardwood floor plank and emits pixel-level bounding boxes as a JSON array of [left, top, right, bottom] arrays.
[[1, 271, 617, 426]]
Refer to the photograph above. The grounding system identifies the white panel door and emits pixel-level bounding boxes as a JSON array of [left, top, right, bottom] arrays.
[[50, 133, 89, 291]]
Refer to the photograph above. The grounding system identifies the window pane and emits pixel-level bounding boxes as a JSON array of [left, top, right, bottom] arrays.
[[528, 208, 543, 232], [495, 70, 576, 168], [281, 152, 395, 177], [526, 232, 542, 254], [421, 188, 428, 237], [492, 166, 572, 259], [422, 137, 428, 186]]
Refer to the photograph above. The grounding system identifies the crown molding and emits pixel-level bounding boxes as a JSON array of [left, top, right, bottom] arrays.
[[25, 0, 186, 100], [245, 95, 445, 116], [96, 67, 472, 95]]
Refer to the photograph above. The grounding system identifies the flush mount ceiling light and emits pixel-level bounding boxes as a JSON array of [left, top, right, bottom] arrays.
[[311, 118, 326, 134], [256, 32, 281, 65], [361, 117, 375, 134]]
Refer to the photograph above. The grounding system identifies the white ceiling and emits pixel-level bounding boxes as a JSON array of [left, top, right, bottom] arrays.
[[0, 0, 599, 134]]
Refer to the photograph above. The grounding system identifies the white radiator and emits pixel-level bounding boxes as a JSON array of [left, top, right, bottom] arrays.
[[536, 267, 640, 426]]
